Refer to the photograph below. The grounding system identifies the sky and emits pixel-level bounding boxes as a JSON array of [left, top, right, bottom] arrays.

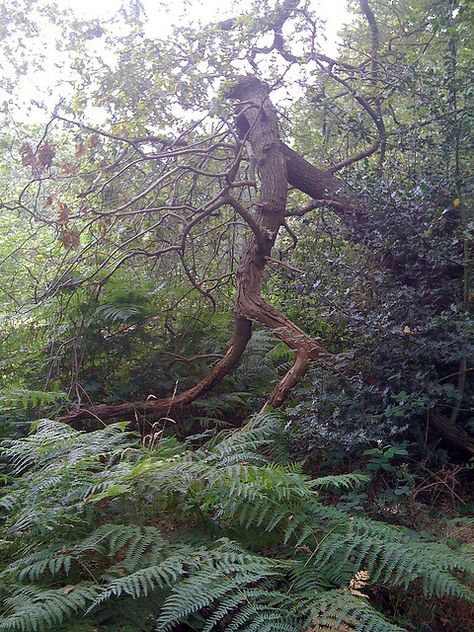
[[7, 0, 351, 123], [59, 0, 350, 55]]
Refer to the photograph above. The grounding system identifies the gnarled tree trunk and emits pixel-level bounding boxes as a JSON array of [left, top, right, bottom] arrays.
[[62, 76, 331, 424], [59, 76, 474, 458]]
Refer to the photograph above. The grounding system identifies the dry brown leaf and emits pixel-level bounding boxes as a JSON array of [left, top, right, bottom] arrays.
[[37, 141, 55, 169], [20, 142, 35, 167], [57, 202, 70, 226], [98, 219, 108, 239], [349, 569, 370, 598], [59, 229, 80, 250], [61, 162, 77, 175], [85, 134, 100, 148], [75, 142, 85, 157]]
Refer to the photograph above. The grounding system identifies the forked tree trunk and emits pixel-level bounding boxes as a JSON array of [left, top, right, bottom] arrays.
[[60, 77, 474, 457], [62, 76, 330, 424], [229, 76, 328, 407]]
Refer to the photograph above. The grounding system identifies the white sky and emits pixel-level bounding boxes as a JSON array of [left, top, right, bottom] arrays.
[[60, 0, 350, 53], [7, 0, 351, 123]]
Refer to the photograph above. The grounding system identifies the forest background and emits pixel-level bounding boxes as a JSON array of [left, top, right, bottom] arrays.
[[0, 1, 473, 631]]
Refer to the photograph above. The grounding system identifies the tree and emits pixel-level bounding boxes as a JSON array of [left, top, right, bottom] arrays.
[[1, 0, 472, 451]]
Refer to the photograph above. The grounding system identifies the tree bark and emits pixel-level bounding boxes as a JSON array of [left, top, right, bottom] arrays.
[[430, 412, 474, 455], [281, 143, 362, 218]]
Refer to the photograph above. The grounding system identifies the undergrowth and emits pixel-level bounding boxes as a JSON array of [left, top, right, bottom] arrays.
[[0, 413, 473, 631]]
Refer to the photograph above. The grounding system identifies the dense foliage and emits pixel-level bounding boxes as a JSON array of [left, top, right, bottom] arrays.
[[1, 414, 473, 632], [0, 0, 473, 630]]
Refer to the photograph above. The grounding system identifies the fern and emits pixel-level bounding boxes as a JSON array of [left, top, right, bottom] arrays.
[[93, 288, 154, 324], [1, 413, 473, 632], [94, 303, 145, 323], [313, 590, 406, 632], [88, 552, 190, 605], [0, 584, 99, 632], [310, 473, 371, 490], [156, 540, 283, 631], [0, 390, 66, 412], [5, 548, 73, 582]]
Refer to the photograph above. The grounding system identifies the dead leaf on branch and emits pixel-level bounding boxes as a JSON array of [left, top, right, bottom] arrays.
[[57, 202, 70, 226], [20, 140, 56, 175], [98, 219, 108, 239], [75, 142, 85, 157], [20, 142, 35, 167], [85, 134, 100, 148], [37, 140, 55, 169], [60, 162, 77, 175], [59, 229, 80, 250]]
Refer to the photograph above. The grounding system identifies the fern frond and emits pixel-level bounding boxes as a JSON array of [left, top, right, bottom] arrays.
[[2, 416, 473, 632], [156, 541, 283, 631], [311, 473, 370, 490], [4, 547, 73, 581], [313, 589, 405, 632], [0, 390, 66, 412], [0, 583, 98, 632], [88, 551, 193, 609]]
